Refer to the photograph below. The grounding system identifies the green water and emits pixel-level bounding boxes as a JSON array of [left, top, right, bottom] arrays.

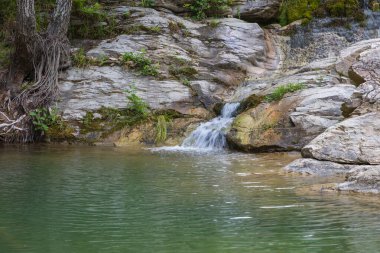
[[0, 145, 380, 253]]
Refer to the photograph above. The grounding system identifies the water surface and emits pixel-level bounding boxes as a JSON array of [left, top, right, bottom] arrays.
[[0, 145, 380, 253]]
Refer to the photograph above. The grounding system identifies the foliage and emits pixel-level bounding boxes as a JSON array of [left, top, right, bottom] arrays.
[[81, 88, 150, 136], [72, 48, 92, 68], [69, 0, 118, 39], [29, 107, 74, 140], [265, 83, 305, 102], [71, 48, 109, 68], [125, 87, 150, 118], [155, 115, 168, 143], [279, 0, 320, 26], [184, 0, 232, 19], [209, 19, 221, 28], [141, 0, 155, 7], [29, 107, 60, 132], [121, 50, 159, 76]]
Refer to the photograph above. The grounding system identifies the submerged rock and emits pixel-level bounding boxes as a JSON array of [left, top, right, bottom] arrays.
[[337, 166, 380, 194], [284, 158, 351, 176]]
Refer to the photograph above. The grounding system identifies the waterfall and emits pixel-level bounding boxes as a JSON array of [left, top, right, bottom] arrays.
[[152, 103, 240, 152], [180, 103, 240, 150]]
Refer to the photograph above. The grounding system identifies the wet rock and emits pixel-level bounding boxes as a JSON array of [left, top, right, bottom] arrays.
[[284, 158, 352, 176], [337, 166, 380, 194], [302, 113, 380, 165]]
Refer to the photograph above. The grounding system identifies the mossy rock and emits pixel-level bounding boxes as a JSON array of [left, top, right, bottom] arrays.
[[236, 94, 264, 114]]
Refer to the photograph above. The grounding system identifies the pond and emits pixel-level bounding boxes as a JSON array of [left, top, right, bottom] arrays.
[[0, 145, 380, 253]]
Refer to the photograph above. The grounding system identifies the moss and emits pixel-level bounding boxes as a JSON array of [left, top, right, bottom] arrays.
[[80, 102, 151, 138], [236, 94, 264, 114], [168, 57, 197, 79], [155, 115, 168, 144], [45, 122, 75, 141], [121, 51, 159, 77], [279, 0, 320, 26], [279, 0, 364, 26]]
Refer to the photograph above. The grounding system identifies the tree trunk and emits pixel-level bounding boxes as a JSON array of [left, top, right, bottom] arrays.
[[0, 0, 72, 142]]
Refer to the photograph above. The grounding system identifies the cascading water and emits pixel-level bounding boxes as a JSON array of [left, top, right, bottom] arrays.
[[180, 103, 240, 150], [153, 103, 240, 152]]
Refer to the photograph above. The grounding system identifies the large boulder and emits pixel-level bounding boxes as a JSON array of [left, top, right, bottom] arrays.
[[152, 0, 281, 23], [302, 113, 380, 165], [227, 84, 355, 152], [232, 0, 281, 23]]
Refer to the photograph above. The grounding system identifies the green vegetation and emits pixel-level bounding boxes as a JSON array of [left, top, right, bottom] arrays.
[[237, 94, 264, 114], [279, 0, 320, 26], [155, 115, 168, 143], [372, 1, 380, 11], [81, 88, 150, 136], [71, 49, 94, 68], [71, 48, 109, 68], [69, 0, 118, 39], [209, 19, 220, 28], [29, 107, 74, 140], [125, 87, 150, 118], [141, 0, 155, 8], [121, 50, 159, 77], [30, 108, 60, 132], [169, 57, 198, 80], [279, 0, 364, 26], [265, 83, 305, 102], [184, 0, 232, 20]]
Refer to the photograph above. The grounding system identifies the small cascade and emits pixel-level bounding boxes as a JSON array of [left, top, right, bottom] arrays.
[[180, 103, 240, 150]]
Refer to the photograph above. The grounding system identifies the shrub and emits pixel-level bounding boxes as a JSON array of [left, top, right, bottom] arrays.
[[29, 107, 73, 140], [184, 0, 232, 20], [265, 83, 305, 102], [125, 87, 150, 118], [121, 50, 159, 77], [155, 115, 167, 143], [141, 0, 155, 8]]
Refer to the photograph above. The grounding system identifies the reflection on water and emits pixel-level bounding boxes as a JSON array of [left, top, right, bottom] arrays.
[[0, 145, 380, 253]]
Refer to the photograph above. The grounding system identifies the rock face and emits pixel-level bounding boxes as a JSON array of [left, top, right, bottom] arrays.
[[302, 113, 380, 165], [83, 7, 276, 106], [59, 66, 195, 120]]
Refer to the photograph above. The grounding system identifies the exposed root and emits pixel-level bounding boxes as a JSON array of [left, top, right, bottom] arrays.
[[0, 94, 31, 142], [16, 35, 70, 111]]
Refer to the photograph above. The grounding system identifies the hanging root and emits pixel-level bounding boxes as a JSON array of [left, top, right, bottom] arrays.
[[17, 34, 70, 111]]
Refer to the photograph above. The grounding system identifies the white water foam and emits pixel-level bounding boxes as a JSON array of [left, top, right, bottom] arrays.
[[152, 103, 240, 152]]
